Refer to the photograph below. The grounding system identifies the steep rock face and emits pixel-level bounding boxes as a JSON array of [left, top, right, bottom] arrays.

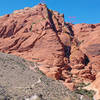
[[0, 4, 72, 80], [73, 23, 100, 74], [73, 23, 100, 100]]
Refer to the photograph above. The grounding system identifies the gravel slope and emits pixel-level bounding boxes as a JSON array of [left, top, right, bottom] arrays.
[[0, 52, 91, 100]]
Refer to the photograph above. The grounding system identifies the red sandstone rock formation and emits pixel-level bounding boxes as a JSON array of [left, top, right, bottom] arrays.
[[73, 23, 100, 100], [0, 4, 100, 98], [0, 4, 69, 80], [73, 23, 100, 77]]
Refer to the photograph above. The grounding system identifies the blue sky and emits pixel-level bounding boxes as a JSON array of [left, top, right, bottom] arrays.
[[0, 0, 100, 24]]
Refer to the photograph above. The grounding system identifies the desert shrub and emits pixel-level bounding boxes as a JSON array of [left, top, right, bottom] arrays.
[[30, 22, 36, 32], [77, 40, 84, 46], [75, 82, 95, 100]]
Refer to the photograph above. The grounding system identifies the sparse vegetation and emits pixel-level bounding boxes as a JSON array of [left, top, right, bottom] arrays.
[[76, 82, 90, 88], [75, 82, 95, 100], [30, 15, 48, 32], [77, 40, 84, 46], [30, 22, 36, 32]]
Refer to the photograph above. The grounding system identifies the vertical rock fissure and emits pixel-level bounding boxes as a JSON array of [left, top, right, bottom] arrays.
[[47, 9, 58, 33]]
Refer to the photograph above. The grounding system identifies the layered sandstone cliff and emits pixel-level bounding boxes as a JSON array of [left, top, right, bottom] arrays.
[[73, 23, 100, 100], [0, 3, 100, 99]]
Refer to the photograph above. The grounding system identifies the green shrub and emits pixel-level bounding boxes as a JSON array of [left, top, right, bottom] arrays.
[[75, 82, 95, 100]]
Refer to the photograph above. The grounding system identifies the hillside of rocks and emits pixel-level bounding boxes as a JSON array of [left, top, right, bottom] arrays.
[[0, 3, 100, 100]]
